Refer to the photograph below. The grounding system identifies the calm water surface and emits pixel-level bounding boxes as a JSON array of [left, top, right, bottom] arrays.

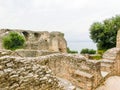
[[67, 41, 97, 53]]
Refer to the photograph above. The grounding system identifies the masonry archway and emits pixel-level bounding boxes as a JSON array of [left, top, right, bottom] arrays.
[[22, 31, 29, 40]]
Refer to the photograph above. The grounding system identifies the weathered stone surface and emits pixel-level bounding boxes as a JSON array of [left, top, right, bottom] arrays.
[[101, 48, 120, 75], [0, 29, 120, 90], [0, 56, 63, 90], [117, 30, 120, 48], [103, 48, 120, 60], [0, 48, 120, 90], [0, 29, 67, 52], [13, 49, 59, 57]]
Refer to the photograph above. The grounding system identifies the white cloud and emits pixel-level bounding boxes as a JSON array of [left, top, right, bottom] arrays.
[[0, 0, 120, 42], [31, 0, 89, 10]]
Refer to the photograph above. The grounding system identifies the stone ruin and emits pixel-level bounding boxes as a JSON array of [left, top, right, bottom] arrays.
[[117, 29, 120, 48], [0, 29, 67, 52], [0, 29, 120, 90]]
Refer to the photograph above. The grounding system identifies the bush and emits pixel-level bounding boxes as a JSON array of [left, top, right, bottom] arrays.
[[80, 48, 96, 54], [2, 32, 25, 50], [88, 49, 96, 54], [80, 48, 89, 54], [97, 49, 106, 55], [67, 47, 78, 54], [89, 55, 102, 60]]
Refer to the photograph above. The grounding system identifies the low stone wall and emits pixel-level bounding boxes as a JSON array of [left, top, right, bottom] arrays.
[[0, 49, 58, 57], [0, 50, 102, 90], [14, 49, 59, 57], [0, 52, 103, 90], [0, 56, 63, 90], [0, 48, 120, 90], [34, 54, 102, 89]]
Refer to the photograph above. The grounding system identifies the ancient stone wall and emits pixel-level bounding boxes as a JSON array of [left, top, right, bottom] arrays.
[[102, 48, 120, 76], [0, 29, 120, 90], [0, 48, 120, 90], [117, 30, 120, 48], [0, 56, 63, 90], [0, 29, 67, 52], [35, 54, 102, 90], [0, 50, 103, 90], [13, 49, 58, 57]]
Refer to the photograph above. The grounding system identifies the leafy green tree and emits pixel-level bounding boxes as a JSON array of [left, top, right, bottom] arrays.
[[2, 32, 25, 50], [90, 15, 120, 50], [80, 48, 89, 54], [80, 48, 96, 54]]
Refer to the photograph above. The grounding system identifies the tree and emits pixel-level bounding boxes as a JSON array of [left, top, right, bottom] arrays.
[[90, 15, 120, 50], [2, 31, 25, 50], [80, 48, 89, 54], [80, 48, 96, 54]]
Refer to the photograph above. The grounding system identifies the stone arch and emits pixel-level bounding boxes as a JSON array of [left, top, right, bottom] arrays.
[[34, 33, 40, 40], [22, 31, 29, 40]]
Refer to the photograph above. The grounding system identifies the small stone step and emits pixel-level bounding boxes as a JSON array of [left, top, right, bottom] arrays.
[[72, 70, 93, 90], [79, 65, 91, 73], [74, 70, 93, 79], [101, 71, 109, 77], [101, 63, 111, 67], [57, 77, 79, 90], [100, 59, 114, 72], [101, 64, 112, 72], [101, 59, 114, 64]]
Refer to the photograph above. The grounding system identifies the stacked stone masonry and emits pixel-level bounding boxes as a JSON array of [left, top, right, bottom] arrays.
[[0, 48, 120, 90], [0, 29, 120, 90], [0, 29, 67, 52], [117, 30, 120, 48], [0, 56, 64, 90]]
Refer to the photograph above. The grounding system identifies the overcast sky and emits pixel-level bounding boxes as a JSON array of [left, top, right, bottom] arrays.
[[0, 0, 120, 42]]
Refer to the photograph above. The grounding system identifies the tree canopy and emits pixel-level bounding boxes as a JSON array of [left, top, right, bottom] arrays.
[[2, 32, 25, 50], [80, 48, 96, 54], [90, 15, 120, 50]]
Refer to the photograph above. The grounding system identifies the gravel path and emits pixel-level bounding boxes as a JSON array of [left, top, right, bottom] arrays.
[[96, 76, 120, 90]]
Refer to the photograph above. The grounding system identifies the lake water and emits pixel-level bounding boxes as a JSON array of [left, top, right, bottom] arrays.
[[67, 41, 97, 53]]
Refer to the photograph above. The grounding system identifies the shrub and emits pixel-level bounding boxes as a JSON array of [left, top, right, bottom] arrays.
[[2, 32, 25, 50], [89, 55, 102, 60], [80, 48, 89, 54], [88, 49, 96, 54], [67, 47, 78, 54], [80, 48, 96, 54], [97, 49, 106, 55]]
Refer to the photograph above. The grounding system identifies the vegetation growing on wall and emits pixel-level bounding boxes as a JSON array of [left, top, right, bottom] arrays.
[[2, 32, 25, 50], [89, 55, 102, 60]]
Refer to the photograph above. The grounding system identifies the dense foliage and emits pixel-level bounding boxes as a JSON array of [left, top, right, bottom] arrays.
[[97, 49, 106, 55], [89, 55, 102, 60], [90, 15, 120, 50], [67, 47, 78, 54], [2, 32, 25, 50], [80, 48, 96, 54]]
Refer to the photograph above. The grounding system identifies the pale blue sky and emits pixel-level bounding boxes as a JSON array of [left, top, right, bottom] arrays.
[[0, 0, 120, 42]]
